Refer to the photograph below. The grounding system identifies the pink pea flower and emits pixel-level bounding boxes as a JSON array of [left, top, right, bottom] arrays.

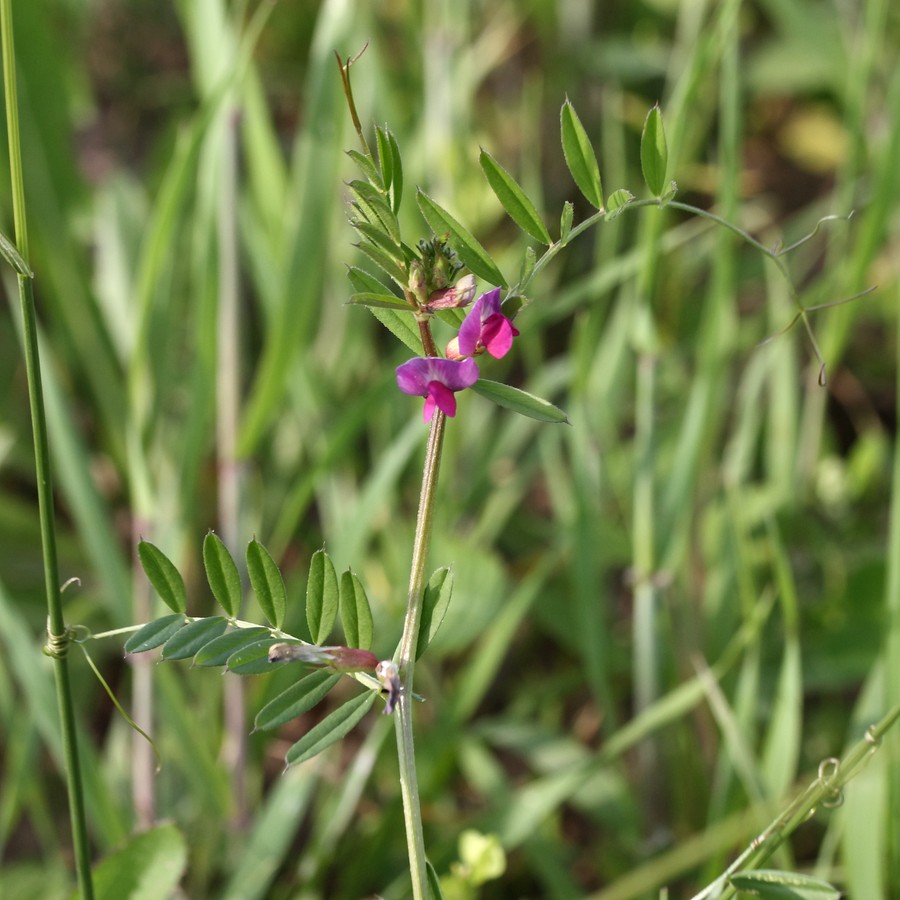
[[396, 356, 480, 422], [446, 287, 519, 360]]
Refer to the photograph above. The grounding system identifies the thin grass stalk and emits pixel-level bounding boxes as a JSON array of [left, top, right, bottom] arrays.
[[631, 219, 664, 820], [130, 522, 156, 828], [217, 95, 249, 827], [394, 408, 447, 900], [1, 2, 94, 896], [885, 280, 900, 882]]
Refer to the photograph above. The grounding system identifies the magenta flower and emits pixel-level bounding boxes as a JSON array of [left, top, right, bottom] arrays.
[[447, 287, 519, 360], [396, 356, 480, 422]]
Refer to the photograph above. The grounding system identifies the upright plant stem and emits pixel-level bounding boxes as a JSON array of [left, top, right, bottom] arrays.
[[1, 2, 94, 896], [395, 408, 447, 900]]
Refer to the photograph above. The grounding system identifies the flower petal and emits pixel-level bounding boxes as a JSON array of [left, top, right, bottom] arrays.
[[457, 299, 484, 357], [481, 314, 520, 359], [425, 381, 457, 419], [396, 358, 431, 396]]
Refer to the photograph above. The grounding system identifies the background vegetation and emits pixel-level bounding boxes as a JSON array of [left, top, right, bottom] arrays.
[[1, 0, 899, 897]]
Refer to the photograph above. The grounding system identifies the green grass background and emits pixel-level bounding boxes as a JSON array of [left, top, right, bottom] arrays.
[[1, 0, 899, 897]]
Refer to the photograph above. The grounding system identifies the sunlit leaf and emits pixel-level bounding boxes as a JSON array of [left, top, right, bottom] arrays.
[[479, 149, 551, 244], [560, 100, 603, 209], [124, 615, 187, 654], [285, 691, 377, 766], [161, 616, 228, 660], [470, 379, 569, 424], [375, 125, 393, 193], [518, 246, 536, 287], [91, 823, 187, 900], [307, 549, 339, 644], [137, 540, 187, 614], [388, 129, 404, 212], [350, 218, 405, 260], [347, 179, 401, 244], [417, 190, 507, 287], [559, 201, 574, 244], [203, 532, 242, 618], [729, 870, 841, 899], [355, 241, 408, 289], [417, 567, 453, 660], [347, 291, 411, 311], [640, 104, 668, 196], [604, 188, 635, 220], [193, 627, 270, 667], [339, 569, 374, 650], [254, 670, 341, 732], [246, 539, 286, 629], [346, 149, 383, 188]]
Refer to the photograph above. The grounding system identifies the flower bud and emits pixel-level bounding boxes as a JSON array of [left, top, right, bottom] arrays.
[[444, 337, 464, 361], [407, 260, 428, 303]]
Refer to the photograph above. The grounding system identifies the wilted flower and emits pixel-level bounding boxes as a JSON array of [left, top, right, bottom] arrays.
[[396, 356, 480, 422], [268, 642, 379, 671], [376, 660, 401, 715], [446, 287, 519, 360], [424, 274, 477, 311]]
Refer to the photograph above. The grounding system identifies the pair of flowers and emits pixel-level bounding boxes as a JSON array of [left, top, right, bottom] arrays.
[[396, 284, 519, 422]]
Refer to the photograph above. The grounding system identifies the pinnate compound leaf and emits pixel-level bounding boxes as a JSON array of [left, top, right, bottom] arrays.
[[640, 104, 668, 197], [285, 691, 377, 766], [193, 627, 270, 667], [470, 379, 569, 424], [91, 822, 187, 900], [125, 615, 187, 654], [246, 539, 286, 629], [561, 100, 603, 209], [161, 616, 228, 660], [339, 570, 374, 650], [226, 638, 280, 675], [203, 532, 242, 618], [479, 149, 551, 244], [138, 540, 187, 614], [307, 549, 339, 644], [417, 190, 507, 287], [417, 567, 454, 660], [348, 266, 422, 353], [729, 870, 841, 899], [254, 670, 341, 732]]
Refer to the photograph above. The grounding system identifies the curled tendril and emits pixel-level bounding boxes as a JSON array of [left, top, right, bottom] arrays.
[[44, 620, 75, 659], [817, 757, 843, 808]]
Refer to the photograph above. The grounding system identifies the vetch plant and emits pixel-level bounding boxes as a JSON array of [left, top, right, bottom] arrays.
[[6, 15, 898, 897]]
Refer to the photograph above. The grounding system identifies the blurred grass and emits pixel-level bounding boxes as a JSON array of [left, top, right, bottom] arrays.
[[1, 0, 899, 896]]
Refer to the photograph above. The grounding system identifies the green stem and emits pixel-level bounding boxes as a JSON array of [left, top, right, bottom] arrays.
[[1, 3, 94, 896], [394, 407, 447, 900], [691, 700, 900, 900]]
